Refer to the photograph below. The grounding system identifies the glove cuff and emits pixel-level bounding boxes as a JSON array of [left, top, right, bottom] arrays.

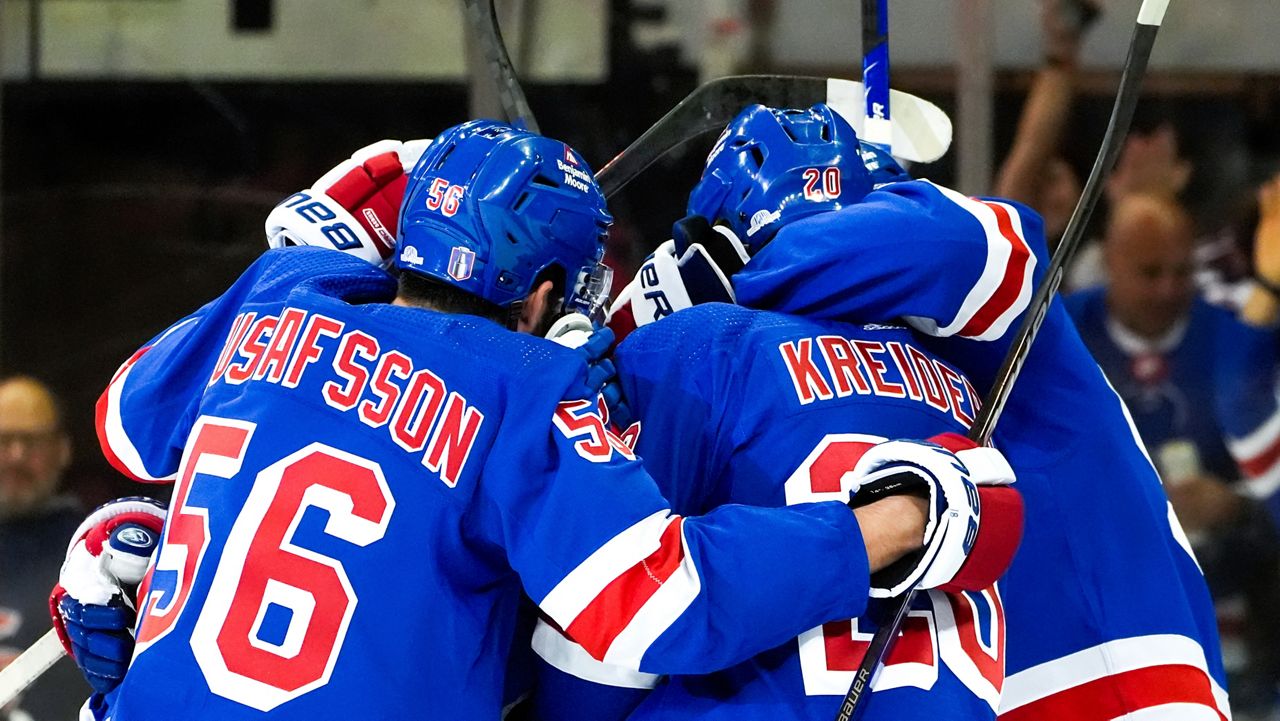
[[937, 485, 1024, 593]]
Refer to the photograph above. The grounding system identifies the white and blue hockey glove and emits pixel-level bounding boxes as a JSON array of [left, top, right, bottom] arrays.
[[546, 313, 633, 427], [265, 138, 432, 267], [849, 433, 1022, 597], [608, 214, 750, 332], [49, 497, 166, 695]]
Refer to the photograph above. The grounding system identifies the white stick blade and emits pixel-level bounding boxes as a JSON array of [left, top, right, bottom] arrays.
[[0, 629, 66, 708], [825, 78, 954, 163]]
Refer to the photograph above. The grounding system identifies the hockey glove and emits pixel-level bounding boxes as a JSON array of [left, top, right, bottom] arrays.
[[608, 215, 750, 333], [859, 141, 912, 188], [849, 433, 1022, 597], [546, 313, 633, 427], [50, 497, 166, 695], [265, 138, 433, 267]]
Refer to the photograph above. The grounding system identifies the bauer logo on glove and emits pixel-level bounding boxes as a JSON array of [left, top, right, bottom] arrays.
[[265, 138, 432, 267]]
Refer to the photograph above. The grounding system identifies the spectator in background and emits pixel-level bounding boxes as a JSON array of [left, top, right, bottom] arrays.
[[994, 0, 1099, 248], [993, 0, 1198, 291], [0, 376, 89, 721], [1065, 194, 1280, 717]]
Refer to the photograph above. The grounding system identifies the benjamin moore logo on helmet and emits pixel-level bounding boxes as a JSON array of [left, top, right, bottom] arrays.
[[448, 246, 476, 281], [747, 209, 782, 238], [400, 245, 425, 267], [557, 159, 593, 194]]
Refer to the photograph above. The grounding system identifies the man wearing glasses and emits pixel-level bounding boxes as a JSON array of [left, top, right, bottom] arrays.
[[0, 376, 87, 721]]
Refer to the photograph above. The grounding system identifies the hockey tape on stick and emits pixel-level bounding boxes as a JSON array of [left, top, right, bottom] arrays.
[[825, 80, 951, 164], [0, 629, 65, 708], [461, 0, 539, 132], [835, 2, 1169, 719], [860, 0, 892, 148], [596, 75, 951, 198]]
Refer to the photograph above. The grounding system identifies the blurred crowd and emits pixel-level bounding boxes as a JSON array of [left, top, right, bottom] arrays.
[[995, 1, 1280, 718], [4, 0, 1280, 719]]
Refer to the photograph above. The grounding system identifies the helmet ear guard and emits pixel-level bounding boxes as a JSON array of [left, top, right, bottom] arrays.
[[687, 103, 875, 252]]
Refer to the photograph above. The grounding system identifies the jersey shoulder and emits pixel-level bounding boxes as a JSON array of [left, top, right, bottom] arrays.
[[251, 246, 398, 305]]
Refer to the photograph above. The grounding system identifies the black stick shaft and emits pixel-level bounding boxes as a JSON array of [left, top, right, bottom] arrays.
[[462, 0, 539, 133], [834, 3, 1168, 719]]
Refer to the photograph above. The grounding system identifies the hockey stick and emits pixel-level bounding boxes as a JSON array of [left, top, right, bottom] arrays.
[[461, 0, 540, 132], [596, 75, 951, 198], [860, 0, 892, 149], [0, 629, 63, 708], [833, 2, 1171, 719]]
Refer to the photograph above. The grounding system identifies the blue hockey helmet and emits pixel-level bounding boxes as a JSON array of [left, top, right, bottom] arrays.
[[687, 103, 873, 249], [396, 120, 613, 320]]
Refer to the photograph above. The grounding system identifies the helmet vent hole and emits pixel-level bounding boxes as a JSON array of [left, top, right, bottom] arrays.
[[432, 144, 457, 170], [506, 232, 520, 245], [820, 123, 831, 141], [750, 146, 765, 168], [533, 174, 560, 188], [514, 191, 532, 211]]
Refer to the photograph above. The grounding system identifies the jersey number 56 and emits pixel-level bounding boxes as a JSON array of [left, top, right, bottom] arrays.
[[134, 415, 396, 712]]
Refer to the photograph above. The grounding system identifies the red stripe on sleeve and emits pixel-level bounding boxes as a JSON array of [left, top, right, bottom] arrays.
[[959, 201, 1032, 338], [565, 517, 687, 661], [1238, 433, 1280, 478], [95, 346, 157, 483], [999, 664, 1227, 721]]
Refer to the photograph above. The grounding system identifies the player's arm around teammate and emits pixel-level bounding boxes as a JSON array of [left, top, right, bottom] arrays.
[[650, 103, 1229, 719], [58, 124, 1020, 720]]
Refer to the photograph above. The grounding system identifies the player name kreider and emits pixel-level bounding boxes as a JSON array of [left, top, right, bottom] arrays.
[[778, 334, 980, 428], [207, 307, 484, 488]]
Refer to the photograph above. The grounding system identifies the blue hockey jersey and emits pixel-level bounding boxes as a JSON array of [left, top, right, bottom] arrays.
[[534, 304, 1006, 721], [91, 248, 885, 720], [732, 180, 1230, 720], [1067, 288, 1280, 520]]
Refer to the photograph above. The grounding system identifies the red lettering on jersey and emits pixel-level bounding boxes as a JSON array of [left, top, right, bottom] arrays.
[[553, 399, 614, 461], [886, 342, 925, 401], [283, 314, 344, 388], [851, 340, 906, 398], [323, 331, 380, 411], [255, 308, 307, 383], [615, 422, 642, 455], [807, 439, 876, 494], [780, 339, 834, 405], [391, 369, 446, 453], [424, 392, 485, 487], [553, 398, 637, 463], [935, 361, 974, 427], [359, 351, 413, 428], [963, 376, 984, 418], [950, 589, 1005, 693], [226, 315, 279, 385], [908, 346, 951, 414], [210, 312, 255, 385], [818, 336, 871, 397], [822, 613, 936, 670]]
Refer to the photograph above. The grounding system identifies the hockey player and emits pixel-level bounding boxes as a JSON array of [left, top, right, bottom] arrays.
[[529, 106, 1021, 721], [50, 121, 1022, 720], [602, 103, 1228, 719]]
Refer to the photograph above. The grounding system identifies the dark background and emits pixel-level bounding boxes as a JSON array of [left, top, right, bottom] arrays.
[[3, 17, 1280, 507]]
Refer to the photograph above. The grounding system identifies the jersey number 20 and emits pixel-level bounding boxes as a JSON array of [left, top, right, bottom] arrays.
[[134, 415, 396, 711]]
